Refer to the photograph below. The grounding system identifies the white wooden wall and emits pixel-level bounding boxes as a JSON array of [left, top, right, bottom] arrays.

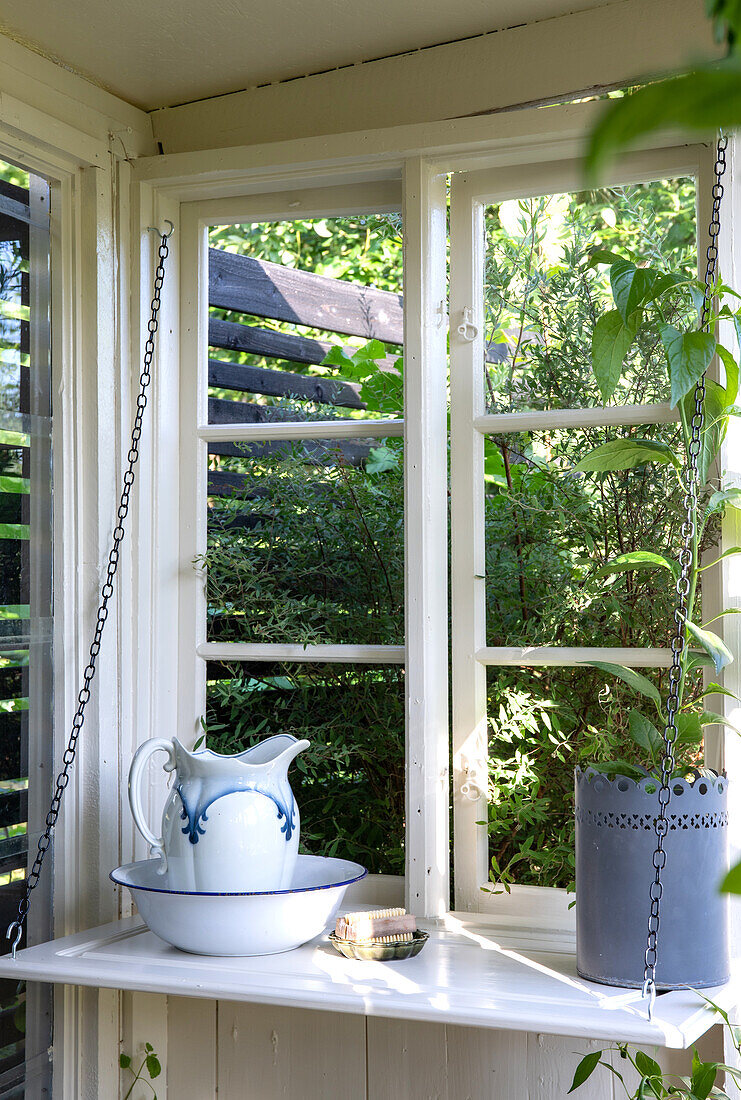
[[117, 994, 724, 1100]]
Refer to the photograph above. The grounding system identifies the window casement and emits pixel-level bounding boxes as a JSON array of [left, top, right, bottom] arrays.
[[176, 174, 449, 917], [448, 142, 722, 923]]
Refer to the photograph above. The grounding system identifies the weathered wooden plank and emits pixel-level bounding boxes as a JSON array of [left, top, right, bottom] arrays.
[[167, 997, 217, 1100], [525, 1033, 612, 1100], [209, 317, 399, 369], [446, 1025, 528, 1100], [206, 396, 378, 429], [367, 1018, 448, 1100], [207, 470, 255, 496], [208, 357, 364, 409], [208, 396, 301, 426], [208, 438, 372, 465], [120, 992, 168, 1100], [209, 248, 404, 343], [217, 1002, 366, 1100], [209, 315, 333, 363]]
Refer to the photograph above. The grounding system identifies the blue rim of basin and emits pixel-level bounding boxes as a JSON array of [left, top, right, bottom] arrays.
[[110, 857, 368, 897]]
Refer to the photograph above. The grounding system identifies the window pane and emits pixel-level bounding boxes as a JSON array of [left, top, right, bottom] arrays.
[[206, 662, 404, 875], [0, 161, 53, 1098], [208, 214, 403, 424], [204, 436, 404, 645], [485, 665, 703, 891], [483, 178, 696, 413], [484, 424, 701, 648]]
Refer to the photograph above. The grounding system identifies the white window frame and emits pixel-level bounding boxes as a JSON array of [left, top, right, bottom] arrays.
[[448, 140, 723, 922], [135, 100, 741, 936], [175, 174, 450, 918]]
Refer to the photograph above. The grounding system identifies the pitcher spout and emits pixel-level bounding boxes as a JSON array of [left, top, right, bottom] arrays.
[[277, 737, 310, 768], [239, 733, 310, 770]]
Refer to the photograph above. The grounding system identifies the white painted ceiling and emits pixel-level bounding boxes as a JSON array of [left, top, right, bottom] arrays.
[[0, 0, 614, 112]]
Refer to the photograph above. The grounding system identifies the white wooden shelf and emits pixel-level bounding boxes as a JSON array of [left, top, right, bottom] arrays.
[[1, 914, 736, 1048]]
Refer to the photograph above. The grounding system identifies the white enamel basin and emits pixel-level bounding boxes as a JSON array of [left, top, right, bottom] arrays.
[[110, 855, 367, 956]]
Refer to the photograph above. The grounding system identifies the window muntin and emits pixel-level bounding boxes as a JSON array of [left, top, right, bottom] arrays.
[[450, 154, 704, 911]]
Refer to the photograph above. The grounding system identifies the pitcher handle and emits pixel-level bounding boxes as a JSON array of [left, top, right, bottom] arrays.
[[128, 738, 175, 870]]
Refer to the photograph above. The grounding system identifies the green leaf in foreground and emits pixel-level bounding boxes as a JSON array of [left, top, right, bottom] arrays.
[[634, 1050, 662, 1082], [717, 341, 739, 405], [595, 551, 678, 580], [706, 487, 741, 519], [690, 1052, 717, 1100], [700, 545, 741, 571], [586, 662, 662, 706], [660, 323, 716, 407], [628, 710, 662, 757], [587, 248, 632, 268], [585, 62, 741, 179], [700, 710, 741, 737], [675, 710, 703, 746], [592, 760, 649, 780], [685, 377, 728, 486], [591, 309, 639, 402], [684, 619, 734, 675], [574, 439, 680, 474], [568, 1050, 602, 1093], [692, 682, 741, 706], [610, 261, 656, 324]]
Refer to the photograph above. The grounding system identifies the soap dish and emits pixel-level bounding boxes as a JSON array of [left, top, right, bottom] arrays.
[[328, 930, 429, 961]]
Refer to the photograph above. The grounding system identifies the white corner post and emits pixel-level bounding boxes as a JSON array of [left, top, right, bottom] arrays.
[[402, 158, 450, 918], [715, 131, 741, 1009]]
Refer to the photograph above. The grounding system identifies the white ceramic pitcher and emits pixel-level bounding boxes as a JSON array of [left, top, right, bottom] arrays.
[[128, 734, 310, 893]]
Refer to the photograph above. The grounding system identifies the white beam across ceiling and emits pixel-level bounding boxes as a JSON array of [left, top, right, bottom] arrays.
[[149, 0, 718, 156]]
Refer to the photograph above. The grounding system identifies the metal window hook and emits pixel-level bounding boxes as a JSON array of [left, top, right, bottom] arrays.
[[641, 977, 657, 1021], [146, 220, 175, 239], [7, 921, 22, 960]]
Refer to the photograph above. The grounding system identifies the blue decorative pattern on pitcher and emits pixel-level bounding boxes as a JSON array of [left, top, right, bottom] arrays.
[[176, 780, 296, 844], [127, 732, 309, 893]]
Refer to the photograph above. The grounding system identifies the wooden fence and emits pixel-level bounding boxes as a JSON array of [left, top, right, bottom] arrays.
[[207, 247, 406, 496]]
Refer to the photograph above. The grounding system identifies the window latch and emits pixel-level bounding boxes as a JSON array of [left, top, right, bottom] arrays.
[[457, 307, 478, 342], [460, 766, 484, 802]]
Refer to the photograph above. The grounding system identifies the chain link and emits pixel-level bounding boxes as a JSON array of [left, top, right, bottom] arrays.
[[641, 135, 728, 1017], [5, 230, 171, 959]]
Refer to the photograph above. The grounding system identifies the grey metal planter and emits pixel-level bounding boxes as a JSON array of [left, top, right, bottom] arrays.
[[575, 767, 730, 989]]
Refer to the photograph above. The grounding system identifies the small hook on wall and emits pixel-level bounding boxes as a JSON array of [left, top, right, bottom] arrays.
[[146, 220, 175, 240]]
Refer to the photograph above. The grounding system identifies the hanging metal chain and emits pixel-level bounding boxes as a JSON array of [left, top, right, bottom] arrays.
[[5, 224, 173, 959], [641, 135, 728, 1017]]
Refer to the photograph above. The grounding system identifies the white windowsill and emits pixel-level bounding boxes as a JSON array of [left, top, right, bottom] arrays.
[[0, 912, 735, 1048]]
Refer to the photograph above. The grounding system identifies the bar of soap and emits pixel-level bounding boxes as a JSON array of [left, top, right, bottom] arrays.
[[335, 907, 417, 943]]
